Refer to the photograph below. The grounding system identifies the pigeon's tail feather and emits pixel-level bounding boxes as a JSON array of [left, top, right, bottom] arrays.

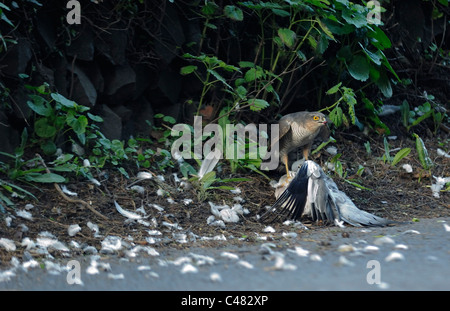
[[338, 200, 397, 227]]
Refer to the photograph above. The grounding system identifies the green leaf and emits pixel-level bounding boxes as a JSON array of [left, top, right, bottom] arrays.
[[368, 27, 392, 50], [41, 140, 57, 155], [180, 65, 198, 75], [224, 5, 243, 21], [238, 61, 255, 68], [70, 115, 88, 135], [27, 96, 52, 117], [348, 55, 370, 81], [26, 173, 66, 183], [248, 99, 269, 111], [202, 2, 218, 16], [359, 43, 382, 65], [34, 118, 56, 138], [329, 106, 343, 127], [278, 28, 297, 48], [414, 133, 433, 170], [317, 17, 335, 41], [235, 85, 247, 99], [207, 69, 233, 90], [342, 8, 368, 28], [51, 93, 76, 108], [88, 112, 103, 123], [376, 70, 392, 98], [391, 148, 411, 167], [326, 82, 342, 95]]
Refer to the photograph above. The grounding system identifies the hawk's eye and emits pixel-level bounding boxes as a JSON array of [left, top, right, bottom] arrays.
[[313, 116, 319, 121]]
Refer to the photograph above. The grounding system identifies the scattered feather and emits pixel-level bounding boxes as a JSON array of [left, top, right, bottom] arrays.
[[282, 232, 297, 238], [0, 238, 16, 251], [363, 245, 379, 253], [237, 260, 254, 269], [437, 148, 450, 158], [183, 198, 193, 206], [394, 244, 409, 250], [402, 164, 413, 173], [271, 255, 297, 271], [24, 203, 35, 210], [431, 176, 450, 198], [402, 229, 420, 235], [87, 221, 101, 237], [137, 171, 153, 180], [190, 253, 215, 265], [128, 185, 145, 194], [374, 236, 395, 246], [108, 273, 125, 280], [16, 209, 33, 221], [100, 236, 122, 254], [68, 224, 81, 237], [230, 187, 241, 194], [310, 254, 322, 262], [443, 223, 450, 232], [114, 201, 147, 220], [61, 185, 78, 196], [220, 252, 239, 260], [181, 263, 198, 274], [288, 246, 310, 257], [337, 244, 356, 252], [263, 226, 275, 233], [137, 265, 152, 271], [210, 272, 222, 282], [337, 255, 355, 267], [0, 270, 15, 283], [385, 251, 405, 262]]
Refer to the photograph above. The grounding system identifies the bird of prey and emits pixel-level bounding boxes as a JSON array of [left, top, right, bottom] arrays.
[[276, 111, 329, 179], [260, 160, 399, 227]]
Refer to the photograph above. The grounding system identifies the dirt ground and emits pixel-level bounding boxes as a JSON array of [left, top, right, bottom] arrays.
[[0, 126, 449, 267]]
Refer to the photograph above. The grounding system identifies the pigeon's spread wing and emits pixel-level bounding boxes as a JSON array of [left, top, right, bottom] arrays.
[[261, 160, 399, 227], [259, 164, 309, 223]]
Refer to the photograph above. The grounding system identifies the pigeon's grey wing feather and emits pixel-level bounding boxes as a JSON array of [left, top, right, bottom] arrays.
[[260, 163, 309, 223], [306, 163, 339, 223], [323, 174, 395, 227]]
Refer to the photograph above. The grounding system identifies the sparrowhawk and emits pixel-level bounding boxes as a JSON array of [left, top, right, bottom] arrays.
[[276, 111, 329, 178]]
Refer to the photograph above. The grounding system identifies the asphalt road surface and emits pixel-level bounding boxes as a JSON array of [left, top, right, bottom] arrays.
[[1, 217, 449, 291]]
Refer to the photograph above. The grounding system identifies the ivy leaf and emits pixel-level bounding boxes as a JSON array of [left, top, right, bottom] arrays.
[[278, 28, 297, 48]]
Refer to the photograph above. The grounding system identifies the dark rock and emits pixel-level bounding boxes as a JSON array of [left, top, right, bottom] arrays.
[[129, 96, 154, 136], [95, 28, 128, 65], [69, 64, 97, 107], [103, 64, 136, 105], [0, 112, 20, 159], [66, 26, 95, 61], [97, 105, 122, 140], [0, 37, 32, 77]]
